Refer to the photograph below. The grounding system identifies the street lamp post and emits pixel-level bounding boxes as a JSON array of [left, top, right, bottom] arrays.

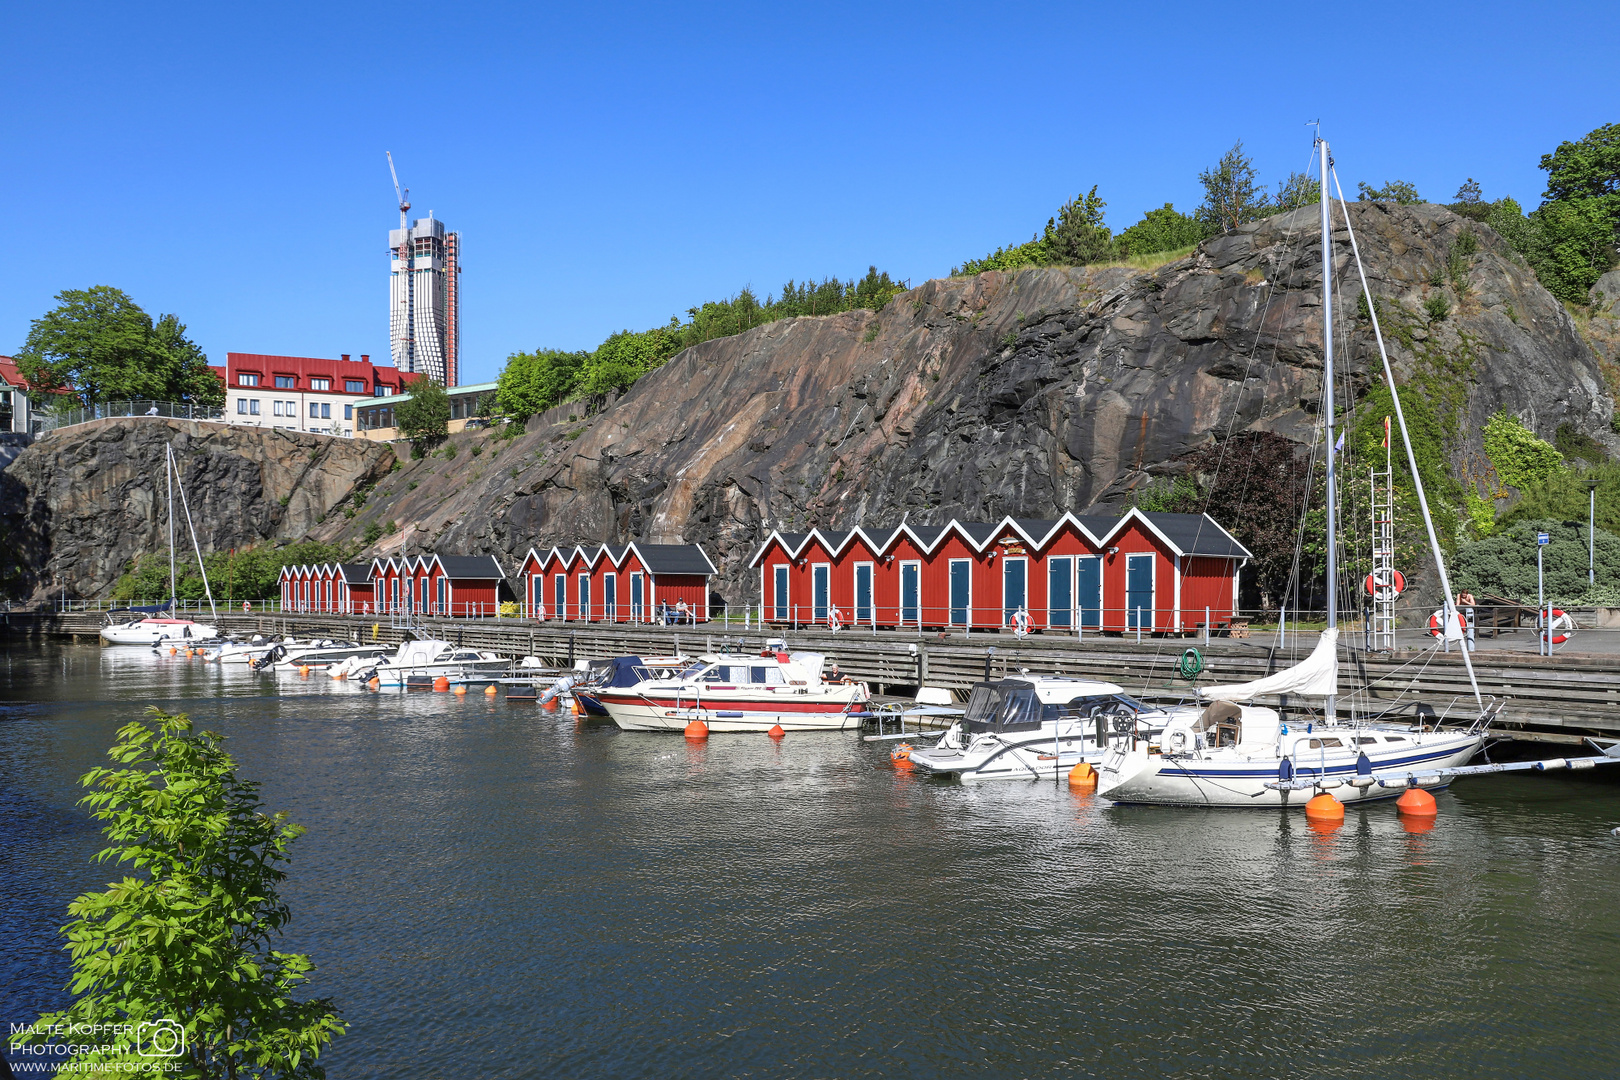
[[1588, 478, 1599, 586]]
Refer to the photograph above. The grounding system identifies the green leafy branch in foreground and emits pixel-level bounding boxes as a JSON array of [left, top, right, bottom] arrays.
[[14, 708, 344, 1078]]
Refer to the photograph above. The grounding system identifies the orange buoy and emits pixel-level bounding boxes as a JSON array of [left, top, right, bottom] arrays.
[[570, 697, 583, 716], [1401, 815, 1436, 835], [452, 684, 467, 696], [367, 676, 380, 689], [299, 665, 311, 676], [168, 646, 177, 655], [432, 676, 449, 692], [1396, 787, 1438, 819], [1304, 791, 1345, 824], [1069, 762, 1098, 789], [684, 719, 709, 740], [541, 697, 558, 711], [768, 724, 786, 739], [890, 742, 914, 769], [484, 684, 498, 696]]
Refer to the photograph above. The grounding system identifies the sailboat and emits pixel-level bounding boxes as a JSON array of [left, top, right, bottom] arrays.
[[100, 444, 220, 646], [1095, 134, 1491, 807]]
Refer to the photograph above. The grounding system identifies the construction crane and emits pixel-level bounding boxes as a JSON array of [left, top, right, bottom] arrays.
[[386, 151, 415, 373]]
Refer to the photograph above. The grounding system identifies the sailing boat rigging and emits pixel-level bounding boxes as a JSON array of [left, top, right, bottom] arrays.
[[1094, 135, 1490, 807], [99, 444, 221, 646]]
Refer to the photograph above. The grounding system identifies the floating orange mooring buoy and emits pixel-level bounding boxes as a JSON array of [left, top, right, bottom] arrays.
[[684, 719, 709, 740], [452, 683, 467, 696], [168, 646, 177, 655], [432, 676, 449, 692], [768, 724, 785, 739], [1304, 791, 1345, 824], [1396, 786, 1438, 819], [367, 676, 380, 690], [485, 684, 498, 696], [890, 742, 914, 769], [298, 665, 311, 677], [1069, 762, 1097, 790]]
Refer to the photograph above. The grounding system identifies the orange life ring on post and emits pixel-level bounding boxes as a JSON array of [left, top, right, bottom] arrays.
[[1428, 609, 1465, 638], [828, 607, 843, 632], [1011, 609, 1033, 636], [1365, 569, 1406, 601], [1536, 607, 1574, 645]]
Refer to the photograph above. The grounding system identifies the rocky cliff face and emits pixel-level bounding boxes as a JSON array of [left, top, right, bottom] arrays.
[[4, 202, 1612, 603], [0, 419, 396, 599]]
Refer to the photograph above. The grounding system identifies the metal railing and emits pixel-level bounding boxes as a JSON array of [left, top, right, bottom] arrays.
[[37, 400, 226, 435]]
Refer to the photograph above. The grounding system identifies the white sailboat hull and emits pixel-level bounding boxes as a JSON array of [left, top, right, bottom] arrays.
[[1096, 729, 1484, 808], [101, 619, 218, 646]]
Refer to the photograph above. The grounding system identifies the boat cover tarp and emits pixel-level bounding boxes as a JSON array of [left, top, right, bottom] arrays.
[[1198, 627, 1339, 701]]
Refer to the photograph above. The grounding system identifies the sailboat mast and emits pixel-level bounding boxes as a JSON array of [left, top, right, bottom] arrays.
[[167, 446, 176, 607], [1319, 137, 1338, 722]]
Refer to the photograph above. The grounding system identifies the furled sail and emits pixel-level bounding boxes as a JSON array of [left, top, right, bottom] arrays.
[[1198, 627, 1339, 701]]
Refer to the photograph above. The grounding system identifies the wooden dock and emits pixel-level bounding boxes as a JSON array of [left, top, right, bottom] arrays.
[[11, 610, 1620, 743]]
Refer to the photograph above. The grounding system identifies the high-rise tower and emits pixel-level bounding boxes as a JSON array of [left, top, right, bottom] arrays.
[[386, 154, 461, 385]]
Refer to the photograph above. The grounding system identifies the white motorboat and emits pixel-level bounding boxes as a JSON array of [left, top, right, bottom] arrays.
[[204, 635, 282, 663], [597, 651, 867, 732], [101, 617, 219, 646], [361, 639, 516, 686], [256, 640, 391, 672], [905, 676, 1197, 782]]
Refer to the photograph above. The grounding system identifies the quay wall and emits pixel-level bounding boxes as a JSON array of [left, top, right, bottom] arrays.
[[13, 610, 1620, 743]]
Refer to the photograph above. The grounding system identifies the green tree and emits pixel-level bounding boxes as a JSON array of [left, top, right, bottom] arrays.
[[1117, 203, 1209, 257], [495, 348, 586, 420], [1195, 141, 1271, 233], [15, 708, 345, 1077], [393, 378, 450, 448], [1539, 122, 1620, 203], [111, 541, 356, 603], [1454, 178, 1484, 204], [1357, 180, 1423, 204], [1043, 186, 1117, 266], [1533, 191, 1620, 301], [14, 287, 224, 408], [1271, 171, 1321, 214], [577, 326, 683, 397]]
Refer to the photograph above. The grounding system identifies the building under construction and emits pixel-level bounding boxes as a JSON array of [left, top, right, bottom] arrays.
[[387, 154, 461, 386]]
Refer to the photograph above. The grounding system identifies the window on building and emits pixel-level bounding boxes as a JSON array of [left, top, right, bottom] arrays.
[[376, 385, 393, 397], [309, 403, 319, 418], [249, 399, 260, 415], [310, 378, 330, 391], [344, 404, 353, 420], [320, 403, 331, 419], [273, 401, 284, 416], [345, 379, 366, 393], [236, 400, 247, 414], [237, 373, 259, 387], [274, 375, 296, 389]]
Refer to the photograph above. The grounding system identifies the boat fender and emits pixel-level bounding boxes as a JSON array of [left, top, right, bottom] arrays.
[[1533, 758, 1569, 771], [1279, 756, 1295, 782], [1356, 751, 1373, 777]]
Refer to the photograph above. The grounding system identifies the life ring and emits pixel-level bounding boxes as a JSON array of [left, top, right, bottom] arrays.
[[242, 601, 251, 612], [1536, 608, 1575, 645], [1011, 609, 1033, 636], [828, 607, 843, 632], [1428, 609, 1465, 638], [1365, 568, 1406, 601]]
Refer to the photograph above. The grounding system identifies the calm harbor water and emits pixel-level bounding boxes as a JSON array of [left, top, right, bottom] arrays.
[[3, 641, 1620, 1078]]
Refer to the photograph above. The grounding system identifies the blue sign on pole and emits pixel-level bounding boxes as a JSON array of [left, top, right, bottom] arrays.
[[1538, 532, 1551, 545]]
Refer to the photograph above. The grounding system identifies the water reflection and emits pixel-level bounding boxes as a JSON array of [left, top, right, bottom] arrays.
[[2, 642, 1619, 1078]]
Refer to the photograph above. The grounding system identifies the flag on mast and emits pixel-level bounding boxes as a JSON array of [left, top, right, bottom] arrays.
[[1382, 416, 1390, 448]]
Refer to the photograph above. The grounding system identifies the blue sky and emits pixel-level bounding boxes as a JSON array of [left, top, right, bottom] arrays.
[[3, 1, 1616, 385]]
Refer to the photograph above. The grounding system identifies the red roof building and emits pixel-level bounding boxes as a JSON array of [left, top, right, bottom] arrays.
[[219, 352, 421, 437]]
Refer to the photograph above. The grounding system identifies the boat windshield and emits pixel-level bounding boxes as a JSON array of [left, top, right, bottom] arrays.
[[964, 683, 1140, 734]]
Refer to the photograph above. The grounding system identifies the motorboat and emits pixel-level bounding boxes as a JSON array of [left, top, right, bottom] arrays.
[[203, 635, 282, 664], [904, 676, 1196, 782], [596, 650, 867, 732], [570, 655, 690, 716], [101, 617, 219, 646], [359, 639, 516, 687], [255, 640, 391, 672]]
